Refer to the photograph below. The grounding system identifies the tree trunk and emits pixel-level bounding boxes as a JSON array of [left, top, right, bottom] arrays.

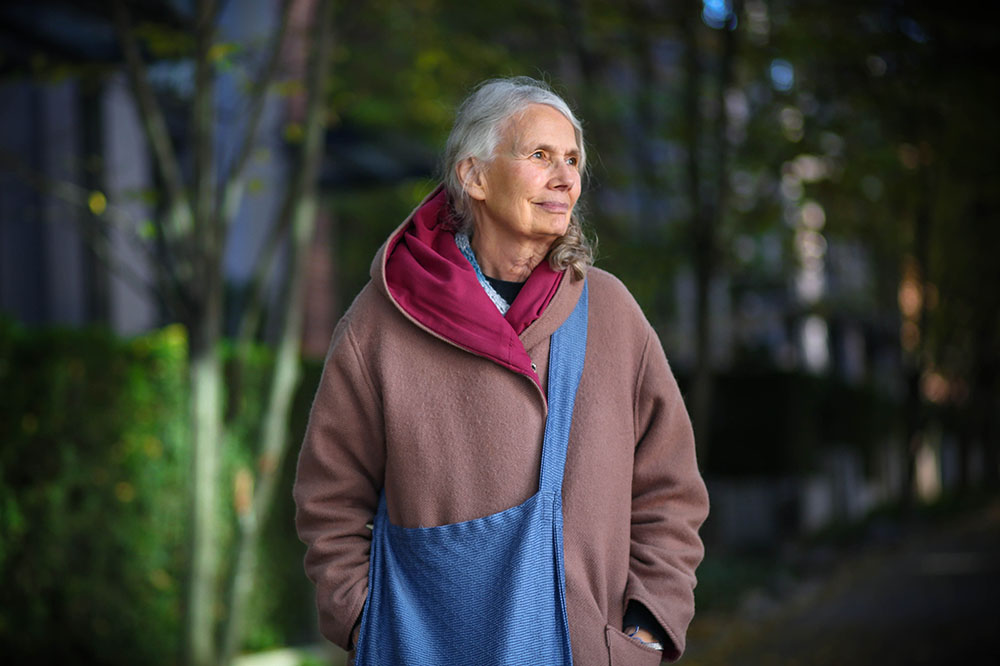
[[686, 2, 740, 467], [219, 1, 334, 662], [703, 1, 740, 452], [681, 1, 705, 447], [900, 186, 932, 512], [976, 332, 1000, 490], [187, 2, 222, 664], [627, 6, 662, 236], [187, 337, 223, 666], [108, 0, 328, 662]]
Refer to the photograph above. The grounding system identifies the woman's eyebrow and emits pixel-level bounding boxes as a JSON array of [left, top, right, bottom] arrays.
[[526, 142, 580, 156]]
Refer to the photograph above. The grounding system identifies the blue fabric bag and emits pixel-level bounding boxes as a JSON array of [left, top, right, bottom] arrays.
[[354, 281, 588, 666]]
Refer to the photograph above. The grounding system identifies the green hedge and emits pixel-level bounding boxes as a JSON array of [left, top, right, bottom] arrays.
[[0, 320, 189, 664], [0, 319, 319, 664]]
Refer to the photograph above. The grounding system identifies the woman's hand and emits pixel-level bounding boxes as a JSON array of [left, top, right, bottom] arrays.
[[625, 625, 658, 644], [625, 624, 664, 652]]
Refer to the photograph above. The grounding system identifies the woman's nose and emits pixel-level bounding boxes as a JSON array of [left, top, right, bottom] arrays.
[[550, 160, 577, 188]]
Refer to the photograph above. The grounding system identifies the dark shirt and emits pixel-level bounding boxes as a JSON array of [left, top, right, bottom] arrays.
[[485, 275, 525, 306]]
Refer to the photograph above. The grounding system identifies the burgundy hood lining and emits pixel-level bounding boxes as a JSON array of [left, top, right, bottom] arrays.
[[382, 187, 563, 383]]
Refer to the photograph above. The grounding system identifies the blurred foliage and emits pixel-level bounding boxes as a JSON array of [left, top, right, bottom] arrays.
[[327, 0, 561, 141], [327, 179, 439, 304], [0, 319, 188, 663], [0, 319, 318, 662], [232, 357, 323, 655]]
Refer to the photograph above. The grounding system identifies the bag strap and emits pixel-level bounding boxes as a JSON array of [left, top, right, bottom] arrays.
[[538, 279, 589, 494]]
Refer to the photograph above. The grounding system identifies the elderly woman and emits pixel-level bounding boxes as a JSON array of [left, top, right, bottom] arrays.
[[294, 77, 708, 665]]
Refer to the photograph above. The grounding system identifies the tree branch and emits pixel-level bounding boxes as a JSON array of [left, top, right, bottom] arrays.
[[214, 0, 296, 345], [218, 0, 294, 217], [111, 0, 196, 315], [111, 0, 192, 228], [193, 0, 220, 294], [233, 199, 294, 346]]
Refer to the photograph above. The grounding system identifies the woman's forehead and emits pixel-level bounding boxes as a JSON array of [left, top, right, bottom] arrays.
[[506, 104, 579, 152]]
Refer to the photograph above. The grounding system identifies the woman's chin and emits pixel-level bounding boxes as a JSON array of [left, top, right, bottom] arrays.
[[532, 217, 571, 239]]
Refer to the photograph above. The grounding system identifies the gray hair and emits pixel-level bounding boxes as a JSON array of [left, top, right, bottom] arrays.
[[442, 76, 595, 279]]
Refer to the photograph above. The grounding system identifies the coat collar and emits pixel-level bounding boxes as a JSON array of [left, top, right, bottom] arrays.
[[371, 184, 580, 390]]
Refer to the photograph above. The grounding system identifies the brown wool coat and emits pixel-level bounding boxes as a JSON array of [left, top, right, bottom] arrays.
[[294, 241, 709, 665]]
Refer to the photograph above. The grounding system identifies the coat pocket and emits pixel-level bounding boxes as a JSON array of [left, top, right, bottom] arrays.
[[605, 625, 663, 666]]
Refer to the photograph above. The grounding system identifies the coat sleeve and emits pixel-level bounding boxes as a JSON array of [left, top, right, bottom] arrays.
[[293, 313, 384, 651], [625, 326, 710, 662]]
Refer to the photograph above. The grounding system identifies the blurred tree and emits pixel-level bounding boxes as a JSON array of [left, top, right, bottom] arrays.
[[685, 0, 744, 459], [764, 0, 1000, 495], [107, 0, 335, 663], [554, 0, 745, 462]]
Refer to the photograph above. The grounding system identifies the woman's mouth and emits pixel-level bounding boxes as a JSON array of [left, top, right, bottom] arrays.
[[535, 201, 569, 213]]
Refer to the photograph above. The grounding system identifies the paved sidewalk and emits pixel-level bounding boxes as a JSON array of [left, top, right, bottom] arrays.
[[683, 499, 1000, 665]]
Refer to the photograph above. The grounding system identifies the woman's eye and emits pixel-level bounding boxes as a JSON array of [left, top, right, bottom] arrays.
[[567, 157, 578, 166], [532, 150, 545, 159]]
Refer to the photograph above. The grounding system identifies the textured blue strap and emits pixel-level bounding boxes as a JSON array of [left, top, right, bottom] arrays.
[[354, 279, 588, 666], [538, 280, 588, 494]]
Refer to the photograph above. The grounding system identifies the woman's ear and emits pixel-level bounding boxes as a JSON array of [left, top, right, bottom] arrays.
[[456, 158, 487, 201]]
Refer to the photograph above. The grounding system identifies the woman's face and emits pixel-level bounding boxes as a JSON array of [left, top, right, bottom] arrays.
[[469, 104, 582, 246]]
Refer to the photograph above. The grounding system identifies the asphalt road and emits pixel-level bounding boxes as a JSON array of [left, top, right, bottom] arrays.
[[684, 500, 1000, 666]]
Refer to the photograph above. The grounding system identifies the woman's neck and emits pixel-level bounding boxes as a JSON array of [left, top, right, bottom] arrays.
[[468, 226, 552, 282]]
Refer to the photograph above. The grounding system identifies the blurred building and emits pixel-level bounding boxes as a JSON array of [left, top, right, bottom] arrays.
[[1, 0, 283, 335], [0, 0, 434, 354]]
